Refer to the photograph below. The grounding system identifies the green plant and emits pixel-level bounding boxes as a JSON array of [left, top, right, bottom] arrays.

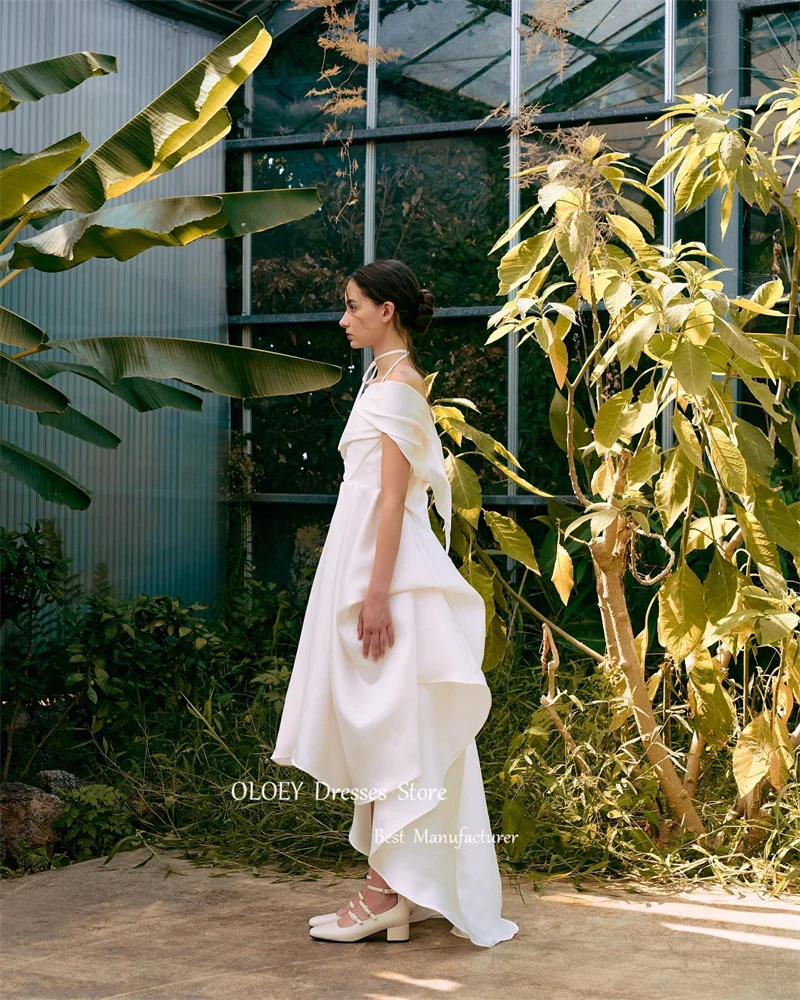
[[0, 521, 81, 780], [468, 70, 800, 840], [51, 784, 138, 863], [0, 17, 339, 510]]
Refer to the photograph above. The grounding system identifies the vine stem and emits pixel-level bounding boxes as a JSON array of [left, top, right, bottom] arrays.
[[472, 542, 604, 663]]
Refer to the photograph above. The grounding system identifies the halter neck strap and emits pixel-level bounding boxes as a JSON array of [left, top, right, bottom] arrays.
[[355, 348, 409, 402]]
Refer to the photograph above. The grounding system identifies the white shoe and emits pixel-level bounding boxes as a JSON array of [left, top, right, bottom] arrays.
[[309, 893, 410, 942], [308, 873, 437, 928]]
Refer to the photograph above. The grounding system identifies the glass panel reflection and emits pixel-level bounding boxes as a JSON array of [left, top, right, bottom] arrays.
[[377, 0, 512, 126], [417, 318, 508, 496], [249, 318, 507, 497], [375, 136, 508, 306], [676, 0, 707, 96], [744, 7, 800, 99], [251, 146, 365, 314], [520, 0, 665, 112], [742, 152, 799, 297], [251, 324, 358, 496], [252, 3, 368, 136], [252, 502, 334, 600]]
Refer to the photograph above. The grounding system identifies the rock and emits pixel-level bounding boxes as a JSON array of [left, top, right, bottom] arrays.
[[0, 782, 63, 861], [34, 770, 84, 795]]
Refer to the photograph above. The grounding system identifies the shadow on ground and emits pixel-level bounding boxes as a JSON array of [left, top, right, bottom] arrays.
[[1, 849, 798, 999]]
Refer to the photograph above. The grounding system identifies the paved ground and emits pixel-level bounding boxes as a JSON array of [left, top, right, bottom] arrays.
[[1, 849, 798, 1000]]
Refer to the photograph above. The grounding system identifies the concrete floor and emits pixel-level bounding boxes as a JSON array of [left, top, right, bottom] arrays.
[[1, 849, 798, 1000]]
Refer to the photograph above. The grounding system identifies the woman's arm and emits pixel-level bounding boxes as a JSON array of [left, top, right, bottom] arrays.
[[358, 432, 411, 661]]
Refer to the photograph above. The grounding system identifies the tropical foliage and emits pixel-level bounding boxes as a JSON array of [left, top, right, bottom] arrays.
[[429, 69, 800, 843], [0, 17, 340, 510]]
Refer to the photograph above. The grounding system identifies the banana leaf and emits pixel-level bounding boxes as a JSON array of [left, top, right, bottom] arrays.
[[23, 17, 270, 217], [0, 134, 89, 219], [48, 337, 342, 398], [0, 440, 93, 509], [0, 352, 69, 411], [0, 52, 117, 113], [38, 406, 121, 449], [0, 305, 47, 349], [24, 360, 204, 412], [3, 189, 321, 272]]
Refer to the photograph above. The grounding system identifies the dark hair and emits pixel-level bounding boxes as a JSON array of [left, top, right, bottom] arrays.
[[346, 258, 435, 377]]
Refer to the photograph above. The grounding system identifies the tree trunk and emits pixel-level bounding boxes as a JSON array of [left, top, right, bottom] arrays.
[[591, 518, 706, 837]]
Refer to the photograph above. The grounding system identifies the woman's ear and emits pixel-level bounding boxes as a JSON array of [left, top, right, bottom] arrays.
[[381, 300, 396, 324]]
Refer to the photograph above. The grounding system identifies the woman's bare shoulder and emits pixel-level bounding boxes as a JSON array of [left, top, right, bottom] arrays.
[[384, 367, 428, 401]]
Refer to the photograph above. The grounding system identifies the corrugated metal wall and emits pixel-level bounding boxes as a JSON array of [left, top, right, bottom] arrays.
[[0, 0, 230, 606]]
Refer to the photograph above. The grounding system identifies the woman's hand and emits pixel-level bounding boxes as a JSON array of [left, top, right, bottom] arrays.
[[358, 591, 395, 661]]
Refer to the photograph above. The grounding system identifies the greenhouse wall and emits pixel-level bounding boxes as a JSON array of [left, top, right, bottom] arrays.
[[0, 0, 230, 606]]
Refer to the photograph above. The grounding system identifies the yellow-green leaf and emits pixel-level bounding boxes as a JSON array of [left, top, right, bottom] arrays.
[[447, 455, 483, 523], [783, 636, 800, 702], [733, 416, 775, 482], [594, 388, 634, 451], [708, 425, 748, 496], [655, 446, 694, 530], [686, 648, 736, 748], [733, 714, 793, 797], [0, 133, 89, 218], [0, 51, 117, 113], [672, 339, 712, 396], [482, 613, 508, 672], [753, 482, 800, 558], [658, 561, 707, 662], [548, 338, 568, 387], [672, 408, 705, 471], [462, 561, 495, 632], [483, 510, 540, 575], [734, 503, 785, 596], [568, 209, 596, 264], [552, 543, 574, 605], [647, 146, 685, 186], [703, 549, 743, 622], [628, 430, 661, 487], [497, 229, 556, 294], [24, 20, 269, 216]]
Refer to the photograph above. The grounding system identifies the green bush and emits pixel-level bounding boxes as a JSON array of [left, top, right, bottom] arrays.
[[51, 784, 138, 863]]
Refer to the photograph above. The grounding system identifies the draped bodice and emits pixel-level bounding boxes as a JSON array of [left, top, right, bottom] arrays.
[[337, 380, 452, 554]]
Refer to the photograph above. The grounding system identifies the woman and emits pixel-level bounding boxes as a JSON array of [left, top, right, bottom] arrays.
[[271, 259, 519, 948]]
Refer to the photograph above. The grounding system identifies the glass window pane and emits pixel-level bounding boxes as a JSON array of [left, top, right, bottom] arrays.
[[253, 502, 334, 598], [378, 0, 512, 127], [249, 317, 508, 496], [225, 152, 244, 317], [520, 0, 665, 112], [251, 324, 358, 495], [251, 3, 369, 137], [742, 153, 799, 296], [376, 135, 508, 306], [676, 0, 707, 96], [251, 146, 365, 314], [417, 318, 508, 496], [744, 7, 800, 99]]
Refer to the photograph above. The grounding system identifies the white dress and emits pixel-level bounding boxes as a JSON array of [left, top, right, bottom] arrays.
[[271, 349, 519, 948]]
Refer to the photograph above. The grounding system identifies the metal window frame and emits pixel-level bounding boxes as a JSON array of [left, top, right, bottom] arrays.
[[231, 0, 762, 509]]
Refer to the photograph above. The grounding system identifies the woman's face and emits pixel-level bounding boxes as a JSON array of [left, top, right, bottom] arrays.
[[339, 279, 395, 349]]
